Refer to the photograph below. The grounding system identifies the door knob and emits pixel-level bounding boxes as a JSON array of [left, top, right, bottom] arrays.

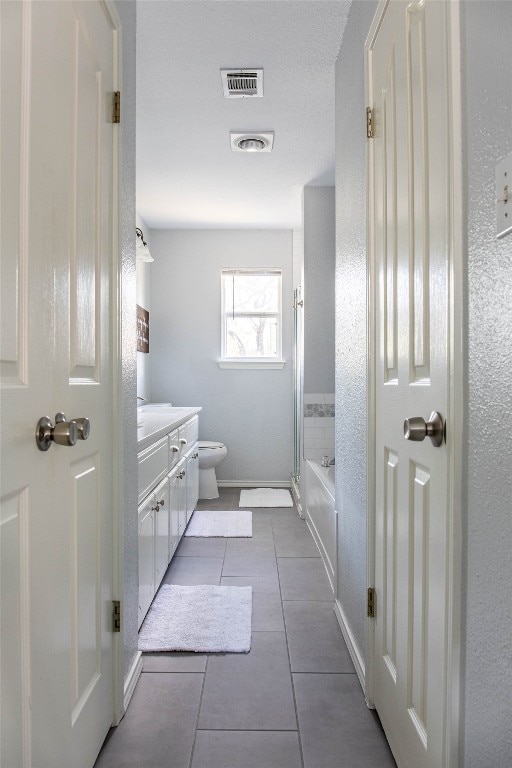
[[403, 411, 444, 447], [36, 416, 78, 451], [74, 418, 90, 440]]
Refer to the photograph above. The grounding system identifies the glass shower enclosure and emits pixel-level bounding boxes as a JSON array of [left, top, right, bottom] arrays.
[[292, 285, 303, 515]]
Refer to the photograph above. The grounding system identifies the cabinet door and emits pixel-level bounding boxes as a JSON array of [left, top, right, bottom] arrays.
[[138, 497, 155, 629], [168, 470, 181, 560], [176, 458, 188, 536], [153, 477, 170, 587], [186, 445, 199, 523]]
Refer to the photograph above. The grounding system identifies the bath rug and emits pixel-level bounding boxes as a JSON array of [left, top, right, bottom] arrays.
[[239, 488, 293, 508], [139, 584, 252, 653], [185, 510, 252, 537]]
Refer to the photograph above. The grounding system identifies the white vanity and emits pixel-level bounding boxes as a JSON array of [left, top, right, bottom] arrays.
[[137, 407, 201, 628]]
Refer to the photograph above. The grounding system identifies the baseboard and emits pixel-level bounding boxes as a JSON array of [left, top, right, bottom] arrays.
[[124, 651, 143, 712], [334, 598, 366, 693], [217, 480, 292, 488]]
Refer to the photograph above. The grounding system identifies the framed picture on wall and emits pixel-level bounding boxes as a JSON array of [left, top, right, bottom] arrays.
[[137, 305, 149, 353]]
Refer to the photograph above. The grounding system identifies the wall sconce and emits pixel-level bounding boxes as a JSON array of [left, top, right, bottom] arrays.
[[136, 227, 154, 262]]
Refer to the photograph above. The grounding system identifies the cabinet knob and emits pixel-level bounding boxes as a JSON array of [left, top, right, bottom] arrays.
[[158, 498, 165, 506], [180, 438, 188, 446], [170, 445, 179, 453], [151, 503, 160, 512]]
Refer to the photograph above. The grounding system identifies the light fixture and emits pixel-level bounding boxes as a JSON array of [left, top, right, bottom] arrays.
[[230, 132, 274, 153], [136, 227, 154, 262]]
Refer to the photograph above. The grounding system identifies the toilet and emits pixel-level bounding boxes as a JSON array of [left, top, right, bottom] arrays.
[[197, 441, 228, 499]]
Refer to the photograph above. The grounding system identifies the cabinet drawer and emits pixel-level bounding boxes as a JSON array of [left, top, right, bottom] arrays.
[[179, 416, 199, 453], [168, 428, 180, 470], [138, 437, 169, 505]]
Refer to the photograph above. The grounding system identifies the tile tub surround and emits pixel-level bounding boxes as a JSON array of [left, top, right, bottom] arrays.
[[304, 392, 335, 461], [94, 490, 395, 768]]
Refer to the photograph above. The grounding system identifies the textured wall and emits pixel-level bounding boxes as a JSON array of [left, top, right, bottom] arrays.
[[303, 186, 335, 394], [149, 229, 293, 483], [334, 0, 378, 666], [461, 2, 512, 764], [116, 0, 139, 686]]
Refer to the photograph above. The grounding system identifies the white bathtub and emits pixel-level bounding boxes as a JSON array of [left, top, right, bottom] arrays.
[[304, 460, 337, 591]]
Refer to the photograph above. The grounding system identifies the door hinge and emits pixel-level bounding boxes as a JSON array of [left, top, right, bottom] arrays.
[[367, 587, 376, 618], [366, 107, 375, 139], [112, 91, 121, 124], [112, 600, 121, 632]]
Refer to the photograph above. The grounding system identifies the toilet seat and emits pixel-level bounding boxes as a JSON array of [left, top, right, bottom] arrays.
[[198, 441, 225, 449]]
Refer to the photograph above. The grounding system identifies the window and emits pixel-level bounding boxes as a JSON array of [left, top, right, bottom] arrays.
[[220, 269, 284, 367]]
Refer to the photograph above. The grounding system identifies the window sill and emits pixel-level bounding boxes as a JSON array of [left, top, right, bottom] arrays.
[[217, 359, 287, 370]]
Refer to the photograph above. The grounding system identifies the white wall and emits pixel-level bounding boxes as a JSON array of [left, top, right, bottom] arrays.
[[334, 0, 377, 665], [136, 212, 151, 400], [148, 229, 294, 484], [460, 2, 512, 764]]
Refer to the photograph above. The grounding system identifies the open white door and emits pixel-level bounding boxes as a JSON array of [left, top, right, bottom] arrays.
[[1, 2, 120, 766], [367, 1, 460, 766]]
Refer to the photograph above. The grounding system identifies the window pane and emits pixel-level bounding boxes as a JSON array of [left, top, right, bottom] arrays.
[[223, 273, 280, 313], [225, 316, 278, 357]]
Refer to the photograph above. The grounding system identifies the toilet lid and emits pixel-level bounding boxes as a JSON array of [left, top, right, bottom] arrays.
[[198, 441, 225, 449]]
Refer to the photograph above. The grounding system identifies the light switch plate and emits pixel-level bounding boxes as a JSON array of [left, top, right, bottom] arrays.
[[496, 153, 512, 239]]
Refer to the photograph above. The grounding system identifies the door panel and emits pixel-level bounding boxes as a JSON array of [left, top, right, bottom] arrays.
[[0, 2, 119, 766], [369, 1, 454, 766]]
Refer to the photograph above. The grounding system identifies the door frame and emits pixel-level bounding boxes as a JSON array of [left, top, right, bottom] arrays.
[[364, 1, 464, 764], [99, 0, 124, 727]]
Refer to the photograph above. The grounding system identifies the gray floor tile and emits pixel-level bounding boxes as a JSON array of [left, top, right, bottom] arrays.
[[198, 632, 297, 731], [274, 528, 320, 558], [94, 673, 203, 768], [220, 573, 281, 593], [225, 538, 275, 554], [222, 549, 277, 577], [175, 536, 227, 557], [191, 730, 302, 768], [163, 556, 223, 585], [277, 558, 333, 601], [142, 652, 207, 673], [220, 576, 284, 630], [293, 673, 396, 768], [284, 601, 354, 672]]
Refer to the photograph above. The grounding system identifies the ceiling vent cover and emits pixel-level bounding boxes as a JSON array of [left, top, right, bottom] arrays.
[[221, 69, 263, 98]]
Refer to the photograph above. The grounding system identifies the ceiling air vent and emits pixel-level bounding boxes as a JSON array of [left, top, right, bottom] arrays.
[[221, 69, 263, 98]]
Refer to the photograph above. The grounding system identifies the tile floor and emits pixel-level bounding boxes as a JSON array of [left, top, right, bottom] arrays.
[[95, 488, 396, 768]]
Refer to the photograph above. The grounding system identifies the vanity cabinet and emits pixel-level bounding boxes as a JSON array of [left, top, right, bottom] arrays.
[[137, 411, 200, 628], [138, 496, 155, 627], [185, 449, 199, 523]]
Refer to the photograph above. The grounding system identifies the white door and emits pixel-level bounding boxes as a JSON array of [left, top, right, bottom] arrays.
[[368, 1, 458, 766], [1, 2, 120, 766]]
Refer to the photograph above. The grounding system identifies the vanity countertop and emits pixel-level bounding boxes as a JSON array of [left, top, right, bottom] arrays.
[[137, 407, 202, 452]]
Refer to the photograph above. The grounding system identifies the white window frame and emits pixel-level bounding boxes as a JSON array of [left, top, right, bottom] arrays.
[[219, 268, 286, 369]]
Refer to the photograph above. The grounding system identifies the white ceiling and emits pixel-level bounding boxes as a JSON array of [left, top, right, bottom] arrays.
[[136, 1, 351, 229]]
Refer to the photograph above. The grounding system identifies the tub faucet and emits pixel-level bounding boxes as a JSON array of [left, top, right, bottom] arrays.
[[329, 457, 335, 466], [137, 395, 146, 404], [321, 455, 330, 467]]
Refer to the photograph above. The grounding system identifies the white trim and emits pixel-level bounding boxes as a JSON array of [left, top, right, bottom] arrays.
[[304, 511, 337, 595], [123, 652, 143, 714], [445, 3, 463, 764], [363, 0, 385, 711], [217, 480, 292, 489], [217, 359, 286, 369], [102, 0, 125, 729], [334, 599, 366, 692]]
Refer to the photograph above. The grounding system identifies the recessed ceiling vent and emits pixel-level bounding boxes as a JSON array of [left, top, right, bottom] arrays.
[[221, 69, 263, 98]]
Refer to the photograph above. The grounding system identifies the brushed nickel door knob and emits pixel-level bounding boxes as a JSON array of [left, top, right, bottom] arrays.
[[403, 411, 444, 447]]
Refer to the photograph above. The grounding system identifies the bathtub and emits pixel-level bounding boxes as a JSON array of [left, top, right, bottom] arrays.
[[304, 460, 337, 591]]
